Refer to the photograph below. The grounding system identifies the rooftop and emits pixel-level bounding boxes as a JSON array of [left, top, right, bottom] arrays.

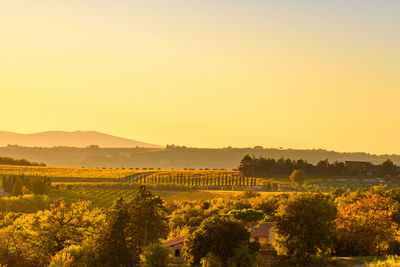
[[164, 236, 186, 247]]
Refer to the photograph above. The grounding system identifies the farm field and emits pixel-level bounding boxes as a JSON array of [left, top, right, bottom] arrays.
[[2, 165, 400, 211], [0, 165, 157, 179], [49, 187, 181, 208], [50, 182, 259, 207], [2, 165, 398, 193], [0, 165, 240, 179]]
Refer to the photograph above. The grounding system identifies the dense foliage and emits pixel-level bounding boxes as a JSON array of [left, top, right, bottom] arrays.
[[2, 167, 400, 266], [289, 169, 306, 183], [183, 216, 256, 266], [367, 256, 400, 267], [2, 174, 51, 195], [273, 192, 337, 261], [94, 186, 169, 266], [239, 155, 399, 178], [0, 156, 45, 166], [0, 186, 169, 267], [336, 194, 399, 256]]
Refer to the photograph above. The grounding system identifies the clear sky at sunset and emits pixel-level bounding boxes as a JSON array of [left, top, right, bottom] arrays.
[[1, 0, 399, 154]]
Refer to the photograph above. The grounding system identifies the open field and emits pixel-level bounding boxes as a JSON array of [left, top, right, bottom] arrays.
[[0, 165, 239, 179], [0, 165, 157, 179], [49, 186, 250, 208], [2, 165, 398, 193], [3, 165, 400, 209], [49, 187, 180, 208]]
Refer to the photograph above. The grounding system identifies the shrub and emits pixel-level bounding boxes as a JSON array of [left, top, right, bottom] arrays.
[[140, 243, 172, 267], [367, 256, 400, 267], [201, 253, 223, 267], [0, 194, 51, 213], [289, 170, 306, 183], [49, 251, 74, 267]]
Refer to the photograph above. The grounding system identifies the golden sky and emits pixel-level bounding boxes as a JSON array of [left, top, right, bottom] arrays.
[[1, 1, 399, 154]]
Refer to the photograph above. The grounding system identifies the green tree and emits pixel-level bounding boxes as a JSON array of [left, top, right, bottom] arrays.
[[48, 251, 74, 267], [381, 159, 398, 176], [183, 216, 253, 266], [126, 186, 169, 254], [251, 195, 281, 221], [201, 253, 223, 267], [170, 203, 215, 234], [0, 201, 102, 266], [227, 242, 261, 267], [227, 209, 265, 228], [239, 155, 254, 176], [12, 179, 22, 196], [140, 242, 171, 267], [289, 169, 306, 183], [94, 198, 133, 266], [273, 192, 337, 261]]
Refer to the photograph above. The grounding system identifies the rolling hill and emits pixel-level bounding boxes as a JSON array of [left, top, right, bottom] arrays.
[[0, 131, 162, 148]]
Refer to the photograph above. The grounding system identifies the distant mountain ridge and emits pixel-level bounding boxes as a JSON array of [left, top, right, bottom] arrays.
[[0, 131, 162, 148]]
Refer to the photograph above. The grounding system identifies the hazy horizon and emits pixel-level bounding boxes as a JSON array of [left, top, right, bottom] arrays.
[[1, 1, 399, 154], [0, 130, 399, 156]]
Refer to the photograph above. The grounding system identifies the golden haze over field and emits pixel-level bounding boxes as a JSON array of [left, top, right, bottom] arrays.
[[0, 0, 399, 154]]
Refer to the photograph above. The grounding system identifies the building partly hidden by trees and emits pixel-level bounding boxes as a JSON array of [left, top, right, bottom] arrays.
[[239, 155, 399, 178]]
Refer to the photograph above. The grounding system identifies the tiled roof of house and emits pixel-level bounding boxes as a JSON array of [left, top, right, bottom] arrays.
[[164, 222, 276, 246], [164, 236, 186, 247], [251, 222, 276, 237]]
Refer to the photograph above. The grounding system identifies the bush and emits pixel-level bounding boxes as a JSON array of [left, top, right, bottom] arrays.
[[201, 253, 223, 267], [367, 256, 400, 267], [140, 243, 172, 267], [227, 242, 261, 267], [51, 245, 95, 267], [289, 170, 306, 183], [49, 251, 74, 267], [0, 194, 51, 213]]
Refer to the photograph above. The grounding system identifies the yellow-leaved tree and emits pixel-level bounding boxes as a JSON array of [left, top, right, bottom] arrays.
[[336, 194, 400, 256]]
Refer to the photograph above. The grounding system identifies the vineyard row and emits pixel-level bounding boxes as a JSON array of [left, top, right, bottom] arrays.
[[127, 173, 258, 187]]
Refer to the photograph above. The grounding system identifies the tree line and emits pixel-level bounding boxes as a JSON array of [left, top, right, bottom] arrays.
[[1, 174, 51, 195], [0, 156, 46, 166], [239, 155, 399, 178], [133, 173, 257, 187]]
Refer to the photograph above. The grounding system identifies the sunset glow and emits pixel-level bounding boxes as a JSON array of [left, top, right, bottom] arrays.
[[1, 0, 399, 154]]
